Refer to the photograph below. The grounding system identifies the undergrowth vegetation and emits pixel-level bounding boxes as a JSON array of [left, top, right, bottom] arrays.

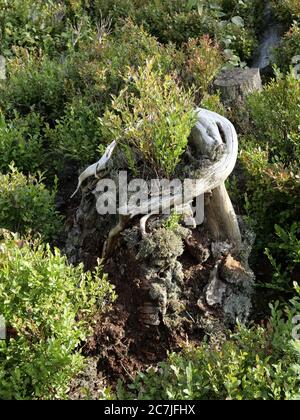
[[0, 230, 115, 399], [0, 0, 299, 400], [120, 284, 300, 399]]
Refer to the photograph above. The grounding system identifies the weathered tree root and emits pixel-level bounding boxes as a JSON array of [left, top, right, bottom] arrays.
[[72, 109, 241, 259], [71, 140, 117, 199], [102, 215, 131, 258]]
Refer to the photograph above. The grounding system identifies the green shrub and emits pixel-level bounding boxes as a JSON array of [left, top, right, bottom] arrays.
[[274, 24, 300, 73], [0, 112, 44, 173], [221, 0, 264, 33], [182, 35, 223, 95], [237, 72, 300, 288], [270, 0, 300, 25], [0, 0, 94, 57], [0, 52, 79, 122], [247, 70, 300, 163], [82, 20, 176, 99], [200, 92, 225, 115], [100, 60, 197, 177], [46, 98, 101, 166], [265, 223, 300, 291], [119, 284, 300, 400], [0, 0, 64, 55], [239, 139, 300, 287], [93, 0, 212, 45], [0, 231, 115, 399], [93, 0, 257, 62], [0, 165, 62, 241]]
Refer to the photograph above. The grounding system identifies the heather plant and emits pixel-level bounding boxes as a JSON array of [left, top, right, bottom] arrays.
[[100, 60, 197, 177]]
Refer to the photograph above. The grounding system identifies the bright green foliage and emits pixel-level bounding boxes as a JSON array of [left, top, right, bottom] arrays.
[[239, 140, 300, 289], [0, 112, 44, 173], [200, 93, 225, 115], [119, 284, 300, 400], [0, 0, 94, 57], [46, 98, 101, 166], [75, 20, 177, 105], [101, 60, 197, 177], [0, 231, 115, 399], [221, 0, 264, 32], [163, 211, 182, 231], [0, 165, 62, 240]]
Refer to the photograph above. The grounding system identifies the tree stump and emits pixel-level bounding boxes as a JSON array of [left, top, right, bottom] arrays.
[[213, 68, 262, 103], [67, 108, 255, 332]]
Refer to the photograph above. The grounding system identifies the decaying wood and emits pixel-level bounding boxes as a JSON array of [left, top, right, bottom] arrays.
[[71, 109, 241, 258], [205, 182, 242, 248], [118, 108, 241, 253], [101, 214, 130, 258], [118, 108, 239, 218], [71, 140, 117, 199]]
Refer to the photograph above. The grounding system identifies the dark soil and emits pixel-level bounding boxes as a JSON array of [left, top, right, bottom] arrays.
[[78, 228, 213, 387]]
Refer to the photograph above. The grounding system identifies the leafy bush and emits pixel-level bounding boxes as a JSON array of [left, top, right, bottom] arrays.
[[46, 98, 101, 166], [221, 0, 264, 33], [236, 71, 300, 288], [93, 0, 257, 62], [101, 60, 197, 177], [79, 20, 176, 99], [200, 92, 225, 115], [265, 223, 300, 291], [93, 0, 212, 45], [119, 284, 300, 400], [0, 231, 115, 399], [182, 35, 223, 95], [0, 112, 44, 173], [270, 0, 300, 25], [247, 70, 300, 163], [0, 0, 94, 57], [0, 52, 79, 122], [239, 140, 300, 286], [274, 24, 300, 73], [0, 165, 62, 240]]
